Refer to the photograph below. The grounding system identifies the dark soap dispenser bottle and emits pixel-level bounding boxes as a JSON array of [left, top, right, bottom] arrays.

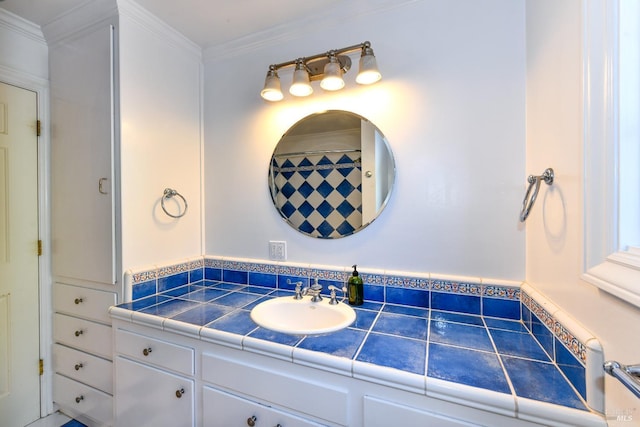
[[348, 264, 364, 306]]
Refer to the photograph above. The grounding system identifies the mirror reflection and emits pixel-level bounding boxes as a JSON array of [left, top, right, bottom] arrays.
[[268, 110, 395, 238]]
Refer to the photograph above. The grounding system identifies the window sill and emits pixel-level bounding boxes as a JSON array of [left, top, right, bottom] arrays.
[[582, 251, 640, 309]]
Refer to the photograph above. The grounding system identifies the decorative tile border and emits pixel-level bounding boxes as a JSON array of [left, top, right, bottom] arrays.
[[521, 288, 587, 366], [126, 256, 591, 368], [483, 285, 520, 300], [431, 279, 482, 295], [386, 274, 430, 289], [131, 268, 157, 285]]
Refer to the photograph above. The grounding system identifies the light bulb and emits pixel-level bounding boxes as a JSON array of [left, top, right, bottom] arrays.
[[356, 47, 381, 85], [320, 56, 345, 91], [289, 62, 313, 97], [261, 69, 283, 101]]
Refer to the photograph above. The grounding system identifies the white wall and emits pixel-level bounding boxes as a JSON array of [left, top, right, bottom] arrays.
[[526, 0, 640, 423], [204, 0, 526, 280], [118, 0, 203, 271]]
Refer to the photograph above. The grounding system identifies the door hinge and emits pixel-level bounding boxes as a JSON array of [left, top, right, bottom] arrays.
[[36, 120, 41, 137], [37, 240, 42, 256], [39, 359, 44, 376]]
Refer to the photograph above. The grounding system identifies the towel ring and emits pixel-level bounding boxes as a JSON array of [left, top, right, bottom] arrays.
[[519, 168, 554, 222], [161, 188, 188, 218]]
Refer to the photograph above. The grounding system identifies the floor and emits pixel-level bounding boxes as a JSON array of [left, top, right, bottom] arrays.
[[25, 413, 86, 427]]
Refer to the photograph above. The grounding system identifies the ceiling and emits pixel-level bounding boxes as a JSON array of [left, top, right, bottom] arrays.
[[0, 0, 345, 48]]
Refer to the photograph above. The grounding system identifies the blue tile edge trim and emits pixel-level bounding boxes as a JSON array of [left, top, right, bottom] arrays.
[[124, 255, 600, 409]]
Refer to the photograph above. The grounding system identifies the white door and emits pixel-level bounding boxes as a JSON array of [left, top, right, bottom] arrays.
[[0, 82, 40, 427]]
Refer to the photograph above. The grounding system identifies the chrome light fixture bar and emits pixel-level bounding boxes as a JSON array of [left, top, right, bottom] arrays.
[[260, 41, 382, 102]]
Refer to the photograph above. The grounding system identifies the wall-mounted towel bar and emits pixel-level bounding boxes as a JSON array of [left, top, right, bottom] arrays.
[[519, 168, 554, 222], [161, 188, 188, 218], [604, 361, 640, 398]]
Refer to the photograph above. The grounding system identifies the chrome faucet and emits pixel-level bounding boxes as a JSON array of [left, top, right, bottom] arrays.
[[305, 278, 323, 302]]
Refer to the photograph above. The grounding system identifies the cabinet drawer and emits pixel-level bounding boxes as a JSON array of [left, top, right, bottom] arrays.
[[203, 385, 325, 427], [54, 373, 113, 425], [54, 283, 116, 324], [202, 352, 347, 426], [116, 328, 194, 375], [54, 344, 113, 394], [363, 396, 482, 426], [54, 313, 112, 358]]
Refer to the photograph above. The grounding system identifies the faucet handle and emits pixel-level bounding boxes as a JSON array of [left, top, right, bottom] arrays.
[[291, 281, 304, 300], [327, 285, 344, 305]]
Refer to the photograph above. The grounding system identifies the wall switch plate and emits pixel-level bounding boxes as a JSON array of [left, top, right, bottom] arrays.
[[269, 241, 287, 261]]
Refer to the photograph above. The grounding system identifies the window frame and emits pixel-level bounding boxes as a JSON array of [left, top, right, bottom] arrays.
[[582, 0, 640, 308]]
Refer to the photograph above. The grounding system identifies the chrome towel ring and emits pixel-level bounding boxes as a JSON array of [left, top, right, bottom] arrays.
[[161, 188, 188, 218], [519, 168, 554, 222]]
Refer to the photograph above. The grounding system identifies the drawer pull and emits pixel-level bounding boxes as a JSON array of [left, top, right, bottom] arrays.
[[247, 415, 257, 426], [74, 330, 83, 337], [74, 363, 83, 371], [75, 395, 84, 404], [142, 347, 152, 356], [175, 388, 185, 398], [74, 298, 83, 304]]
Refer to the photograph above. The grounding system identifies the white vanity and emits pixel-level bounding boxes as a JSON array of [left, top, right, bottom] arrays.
[[109, 303, 606, 427]]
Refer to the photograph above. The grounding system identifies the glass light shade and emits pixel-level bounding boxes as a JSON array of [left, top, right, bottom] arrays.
[[320, 58, 345, 91], [289, 64, 313, 97], [261, 70, 283, 101], [356, 49, 382, 85]]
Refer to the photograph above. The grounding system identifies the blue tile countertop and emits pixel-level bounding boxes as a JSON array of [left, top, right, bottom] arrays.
[[111, 279, 605, 426]]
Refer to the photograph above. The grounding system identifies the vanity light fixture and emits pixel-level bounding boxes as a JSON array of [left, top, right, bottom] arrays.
[[260, 41, 381, 101]]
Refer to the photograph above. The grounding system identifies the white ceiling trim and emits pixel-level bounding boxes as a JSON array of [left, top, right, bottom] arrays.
[[202, 0, 421, 64]]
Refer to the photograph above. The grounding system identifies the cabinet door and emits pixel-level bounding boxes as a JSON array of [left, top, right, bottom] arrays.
[[202, 386, 324, 427], [50, 23, 118, 285], [115, 356, 194, 427]]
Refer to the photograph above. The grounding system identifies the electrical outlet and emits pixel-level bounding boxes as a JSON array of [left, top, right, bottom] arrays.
[[268, 241, 287, 261]]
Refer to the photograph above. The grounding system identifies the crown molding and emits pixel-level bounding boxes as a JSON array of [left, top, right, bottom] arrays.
[[202, 0, 420, 64], [0, 7, 46, 46], [116, 0, 201, 61], [42, 0, 117, 46]]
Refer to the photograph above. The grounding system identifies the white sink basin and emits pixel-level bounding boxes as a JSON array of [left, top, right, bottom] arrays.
[[250, 295, 356, 335]]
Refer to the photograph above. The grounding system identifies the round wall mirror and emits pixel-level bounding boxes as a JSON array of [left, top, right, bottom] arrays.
[[268, 110, 395, 239]]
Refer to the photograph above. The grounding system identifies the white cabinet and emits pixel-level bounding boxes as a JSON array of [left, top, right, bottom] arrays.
[[115, 328, 194, 376], [113, 319, 575, 427], [53, 312, 112, 359], [115, 356, 194, 426], [49, 18, 119, 286], [112, 323, 341, 427], [46, 2, 121, 423], [53, 344, 113, 394], [201, 352, 348, 426], [202, 386, 324, 427], [114, 327, 195, 426], [52, 283, 116, 425], [54, 374, 113, 426]]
